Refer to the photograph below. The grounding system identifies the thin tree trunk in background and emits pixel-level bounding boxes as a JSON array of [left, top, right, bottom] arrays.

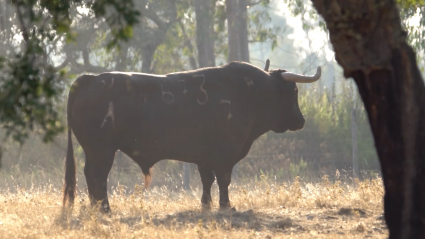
[[0, 1, 4, 31], [183, 163, 190, 190], [351, 96, 359, 179], [226, 0, 239, 62], [311, 1, 425, 238], [115, 45, 128, 71], [179, 22, 198, 70], [141, 45, 156, 73], [226, 0, 250, 62], [226, 0, 250, 178], [193, 0, 216, 67], [139, 1, 177, 74], [238, 0, 249, 62]]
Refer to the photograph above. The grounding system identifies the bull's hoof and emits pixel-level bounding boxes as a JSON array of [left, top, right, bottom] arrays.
[[201, 203, 212, 212], [100, 205, 112, 216], [219, 205, 236, 212]]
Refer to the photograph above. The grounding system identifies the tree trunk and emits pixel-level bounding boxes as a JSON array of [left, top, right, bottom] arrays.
[[179, 22, 198, 70], [238, 0, 249, 62], [226, 0, 239, 62], [226, 0, 249, 62], [0, 0, 4, 31], [311, 1, 425, 238], [115, 45, 128, 71], [351, 100, 359, 179], [193, 0, 216, 67], [138, 0, 177, 73], [141, 44, 156, 73]]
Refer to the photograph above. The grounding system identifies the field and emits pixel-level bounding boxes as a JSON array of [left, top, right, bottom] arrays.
[[0, 176, 388, 238]]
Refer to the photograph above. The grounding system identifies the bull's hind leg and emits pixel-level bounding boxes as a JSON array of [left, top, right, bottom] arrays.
[[83, 160, 96, 206], [86, 148, 116, 213], [197, 164, 215, 210]]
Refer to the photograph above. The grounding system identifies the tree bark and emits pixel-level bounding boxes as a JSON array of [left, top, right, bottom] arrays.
[[226, 0, 249, 62], [115, 45, 128, 71], [351, 100, 359, 179], [238, 0, 249, 62], [141, 44, 157, 73], [0, 0, 4, 31], [311, 1, 425, 238], [193, 0, 216, 67]]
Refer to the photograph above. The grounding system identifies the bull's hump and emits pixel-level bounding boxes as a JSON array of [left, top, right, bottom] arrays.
[[108, 71, 166, 78]]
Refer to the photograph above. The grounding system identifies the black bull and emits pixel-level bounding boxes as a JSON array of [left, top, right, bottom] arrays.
[[63, 61, 321, 212]]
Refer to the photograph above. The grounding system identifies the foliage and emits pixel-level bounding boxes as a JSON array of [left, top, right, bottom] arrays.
[[0, 0, 139, 154], [283, 0, 425, 59], [397, 0, 425, 63]]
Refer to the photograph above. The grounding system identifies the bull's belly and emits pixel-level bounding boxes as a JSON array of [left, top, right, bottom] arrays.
[[118, 133, 246, 164]]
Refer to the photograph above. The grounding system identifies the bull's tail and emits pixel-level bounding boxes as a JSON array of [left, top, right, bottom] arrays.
[[63, 81, 78, 208], [63, 128, 76, 207]]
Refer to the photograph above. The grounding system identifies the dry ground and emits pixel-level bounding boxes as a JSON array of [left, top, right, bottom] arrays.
[[0, 177, 387, 238]]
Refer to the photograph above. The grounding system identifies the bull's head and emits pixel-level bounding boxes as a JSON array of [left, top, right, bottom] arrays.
[[267, 61, 321, 133]]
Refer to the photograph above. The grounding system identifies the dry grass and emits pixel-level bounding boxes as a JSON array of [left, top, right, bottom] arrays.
[[0, 176, 387, 238]]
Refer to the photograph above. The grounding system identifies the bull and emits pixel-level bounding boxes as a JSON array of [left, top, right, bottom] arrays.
[[63, 61, 321, 213]]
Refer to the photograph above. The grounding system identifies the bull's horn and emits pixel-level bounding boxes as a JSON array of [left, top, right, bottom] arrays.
[[281, 66, 321, 83]]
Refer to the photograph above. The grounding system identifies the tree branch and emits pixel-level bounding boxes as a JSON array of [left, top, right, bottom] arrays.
[[68, 57, 109, 75], [140, 6, 165, 28], [54, 54, 72, 71]]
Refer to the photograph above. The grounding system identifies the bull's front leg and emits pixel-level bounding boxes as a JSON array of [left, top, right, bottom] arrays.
[[197, 164, 215, 210], [215, 168, 233, 209]]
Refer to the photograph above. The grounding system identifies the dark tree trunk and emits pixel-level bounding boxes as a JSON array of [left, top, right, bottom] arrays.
[[141, 45, 156, 73], [0, 0, 4, 31], [115, 45, 128, 71], [311, 1, 425, 238], [226, 0, 249, 62], [138, 1, 177, 73], [193, 0, 216, 67]]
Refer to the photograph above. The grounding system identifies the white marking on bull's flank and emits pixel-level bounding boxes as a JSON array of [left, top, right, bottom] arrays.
[[244, 77, 254, 87], [100, 101, 115, 128], [194, 75, 208, 105], [101, 80, 106, 85], [109, 78, 114, 88], [161, 84, 174, 104], [220, 100, 232, 120]]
